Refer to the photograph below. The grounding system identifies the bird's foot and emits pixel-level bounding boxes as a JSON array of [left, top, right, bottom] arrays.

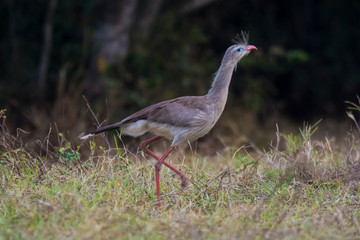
[[180, 175, 188, 189]]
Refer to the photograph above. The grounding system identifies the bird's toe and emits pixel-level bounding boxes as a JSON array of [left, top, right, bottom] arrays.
[[180, 176, 188, 189]]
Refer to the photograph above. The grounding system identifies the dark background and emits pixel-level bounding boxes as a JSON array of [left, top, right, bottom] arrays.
[[1, 0, 359, 145]]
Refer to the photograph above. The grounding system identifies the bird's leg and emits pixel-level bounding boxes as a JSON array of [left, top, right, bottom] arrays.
[[139, 136, 163, 153], [139, 137, 189, 207], [154, 146, 174, 207], [140, 137, 188, 188]]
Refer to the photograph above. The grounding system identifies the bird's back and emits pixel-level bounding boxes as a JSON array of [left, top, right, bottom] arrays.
[[120, 95, 218, 146]]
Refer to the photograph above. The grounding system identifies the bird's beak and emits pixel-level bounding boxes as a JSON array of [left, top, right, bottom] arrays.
[[246, 45, 257, 51]]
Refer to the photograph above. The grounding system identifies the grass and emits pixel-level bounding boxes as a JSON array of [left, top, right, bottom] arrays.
[[1, 107, 360, 239]]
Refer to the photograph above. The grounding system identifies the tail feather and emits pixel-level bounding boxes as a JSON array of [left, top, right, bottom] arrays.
[[79, 122, 122, 140]]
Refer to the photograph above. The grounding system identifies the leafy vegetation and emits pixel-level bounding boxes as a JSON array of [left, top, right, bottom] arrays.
[[2, 1, 360, 137], [1, 108, 360, 239]]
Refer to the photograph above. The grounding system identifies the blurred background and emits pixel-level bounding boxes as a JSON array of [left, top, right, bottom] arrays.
[[1, 0, 359, 151]]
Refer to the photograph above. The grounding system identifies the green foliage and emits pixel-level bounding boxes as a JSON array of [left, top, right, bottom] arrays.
[[57, 147, 80, 164], [286, 49, 310, 63], [282, 133, 302, 155], [4, 1, 360, 133], [346, 96, 360, 133], [56, 133, 80, 164]]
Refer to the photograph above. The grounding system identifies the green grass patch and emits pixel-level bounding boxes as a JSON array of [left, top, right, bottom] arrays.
[[1, 110, 360, 239]]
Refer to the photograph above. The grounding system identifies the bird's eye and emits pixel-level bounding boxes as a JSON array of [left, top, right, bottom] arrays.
[[236, 47, 243, 53]]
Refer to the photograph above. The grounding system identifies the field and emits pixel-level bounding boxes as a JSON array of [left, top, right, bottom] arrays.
[[1, 107, 360, 240]]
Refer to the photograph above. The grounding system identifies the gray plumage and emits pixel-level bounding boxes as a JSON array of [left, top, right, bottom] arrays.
[[80, 33, 257, 147]]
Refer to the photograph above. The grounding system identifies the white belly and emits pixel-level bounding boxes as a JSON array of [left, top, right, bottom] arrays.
[[121, 120, 214, 146]]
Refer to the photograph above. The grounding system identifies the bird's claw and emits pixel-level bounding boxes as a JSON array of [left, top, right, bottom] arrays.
[[180, 175, 188, 189]]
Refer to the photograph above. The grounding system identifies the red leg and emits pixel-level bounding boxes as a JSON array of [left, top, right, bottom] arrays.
[[139, 136, 189, 207], [154, 146, 174, 207], [140, 136, 188, 187]]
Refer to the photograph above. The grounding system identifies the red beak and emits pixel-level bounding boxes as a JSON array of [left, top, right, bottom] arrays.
[[246, 45, 257, 51]]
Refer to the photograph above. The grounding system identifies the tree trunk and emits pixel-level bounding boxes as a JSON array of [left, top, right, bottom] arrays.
[[38, 0, 57, 97], [94, 0, 138, 64]]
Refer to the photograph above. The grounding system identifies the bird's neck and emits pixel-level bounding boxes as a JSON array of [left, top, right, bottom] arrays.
[[205, 61, 236, 122], [207, 62, 236, 103]]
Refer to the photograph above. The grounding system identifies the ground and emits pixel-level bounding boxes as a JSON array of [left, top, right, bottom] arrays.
[[1, 117, 360, 239]]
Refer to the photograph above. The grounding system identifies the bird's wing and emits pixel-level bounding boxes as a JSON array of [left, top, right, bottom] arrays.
[[80, 96, 209, 138], [147, 96, 209, 127], [120, 96, 209, 127], [119, 99, 175, 124]]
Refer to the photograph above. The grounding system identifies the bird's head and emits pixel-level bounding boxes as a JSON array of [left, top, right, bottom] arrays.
[[222, 31, 257, 66]]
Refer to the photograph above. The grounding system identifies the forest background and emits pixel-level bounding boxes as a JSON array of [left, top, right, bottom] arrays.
[[1, 0, 360, 150]]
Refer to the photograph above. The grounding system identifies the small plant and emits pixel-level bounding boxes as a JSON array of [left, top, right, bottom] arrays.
[[114, 133, 131, 170], [282, 133, 302, 155], [346, 96, 360, 133], [56, 133, 80, 164], [57, 146, 80, 164], [0, 109, 47, 177]]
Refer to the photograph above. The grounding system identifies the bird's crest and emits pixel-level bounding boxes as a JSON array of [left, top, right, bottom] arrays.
[[232, 31, 249, 46]]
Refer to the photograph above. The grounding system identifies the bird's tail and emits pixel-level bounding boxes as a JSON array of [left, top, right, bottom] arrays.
[[79, 122, 123, 140]]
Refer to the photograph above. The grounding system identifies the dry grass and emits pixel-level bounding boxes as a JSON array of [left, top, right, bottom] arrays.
[[1, 108, 360, 239]]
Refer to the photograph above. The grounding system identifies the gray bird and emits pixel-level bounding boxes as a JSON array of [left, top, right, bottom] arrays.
[[80, 32, 257, 207]]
